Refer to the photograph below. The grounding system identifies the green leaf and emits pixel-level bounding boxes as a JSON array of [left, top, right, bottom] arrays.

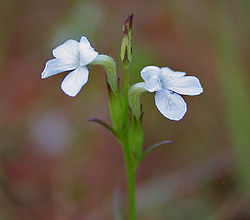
[[87, 118, 117, 138], [141, 140, 173, 161]]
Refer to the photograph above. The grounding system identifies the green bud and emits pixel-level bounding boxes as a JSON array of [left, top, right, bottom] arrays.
[[120, 14, 133, 67]]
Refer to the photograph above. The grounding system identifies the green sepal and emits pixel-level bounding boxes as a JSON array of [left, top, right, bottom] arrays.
[[108, 85, 127, 139], [128, 117, 144, 168]]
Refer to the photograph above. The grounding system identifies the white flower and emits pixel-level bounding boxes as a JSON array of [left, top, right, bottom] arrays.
[[141, 66, 203, 121], [41, 36, 98, 97]]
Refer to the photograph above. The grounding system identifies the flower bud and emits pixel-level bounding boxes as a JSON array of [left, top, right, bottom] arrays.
[[120, 14, 133, 67]]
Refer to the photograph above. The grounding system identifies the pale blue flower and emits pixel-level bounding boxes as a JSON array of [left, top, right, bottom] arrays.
[[41, 36, 98, 97], [141, 66, 203, 120]]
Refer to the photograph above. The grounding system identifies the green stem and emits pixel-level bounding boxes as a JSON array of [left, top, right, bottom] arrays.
[[126, 163, 136, 220], [122, 65, 136, 219], [123, 141, 136, 220]]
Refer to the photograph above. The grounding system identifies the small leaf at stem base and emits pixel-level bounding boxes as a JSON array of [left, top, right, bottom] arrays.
[[141, 140, 173, 161], [87, 118, 117, 138]]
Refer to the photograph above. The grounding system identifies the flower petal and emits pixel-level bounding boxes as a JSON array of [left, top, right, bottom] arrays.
[[61, 66, 89, 97], [166, 76, 203, 96], [161, 67, 186, 83], [140, 66, 162, 92], [52, 39, 79, 64], [78, 36, 98, 66], [154, 90, 187, 121], [80, 36, 91, 47], [41, 58, 77, 79]]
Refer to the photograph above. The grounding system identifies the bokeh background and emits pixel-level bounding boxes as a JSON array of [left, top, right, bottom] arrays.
[[0, 0, 249, 219]]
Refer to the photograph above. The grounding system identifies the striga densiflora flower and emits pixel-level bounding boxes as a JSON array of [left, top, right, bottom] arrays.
[[41, 36, 98, 97], [141, 66, 203, 120]]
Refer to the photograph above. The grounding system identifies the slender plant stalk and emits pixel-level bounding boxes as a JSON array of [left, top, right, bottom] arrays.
[[123, 65, 136, 220], [122, 140, 136, 220], [126, 162, 136, 220]]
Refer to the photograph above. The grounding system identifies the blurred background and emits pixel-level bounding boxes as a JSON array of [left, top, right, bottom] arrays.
[[0, 0, 249, 219]]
